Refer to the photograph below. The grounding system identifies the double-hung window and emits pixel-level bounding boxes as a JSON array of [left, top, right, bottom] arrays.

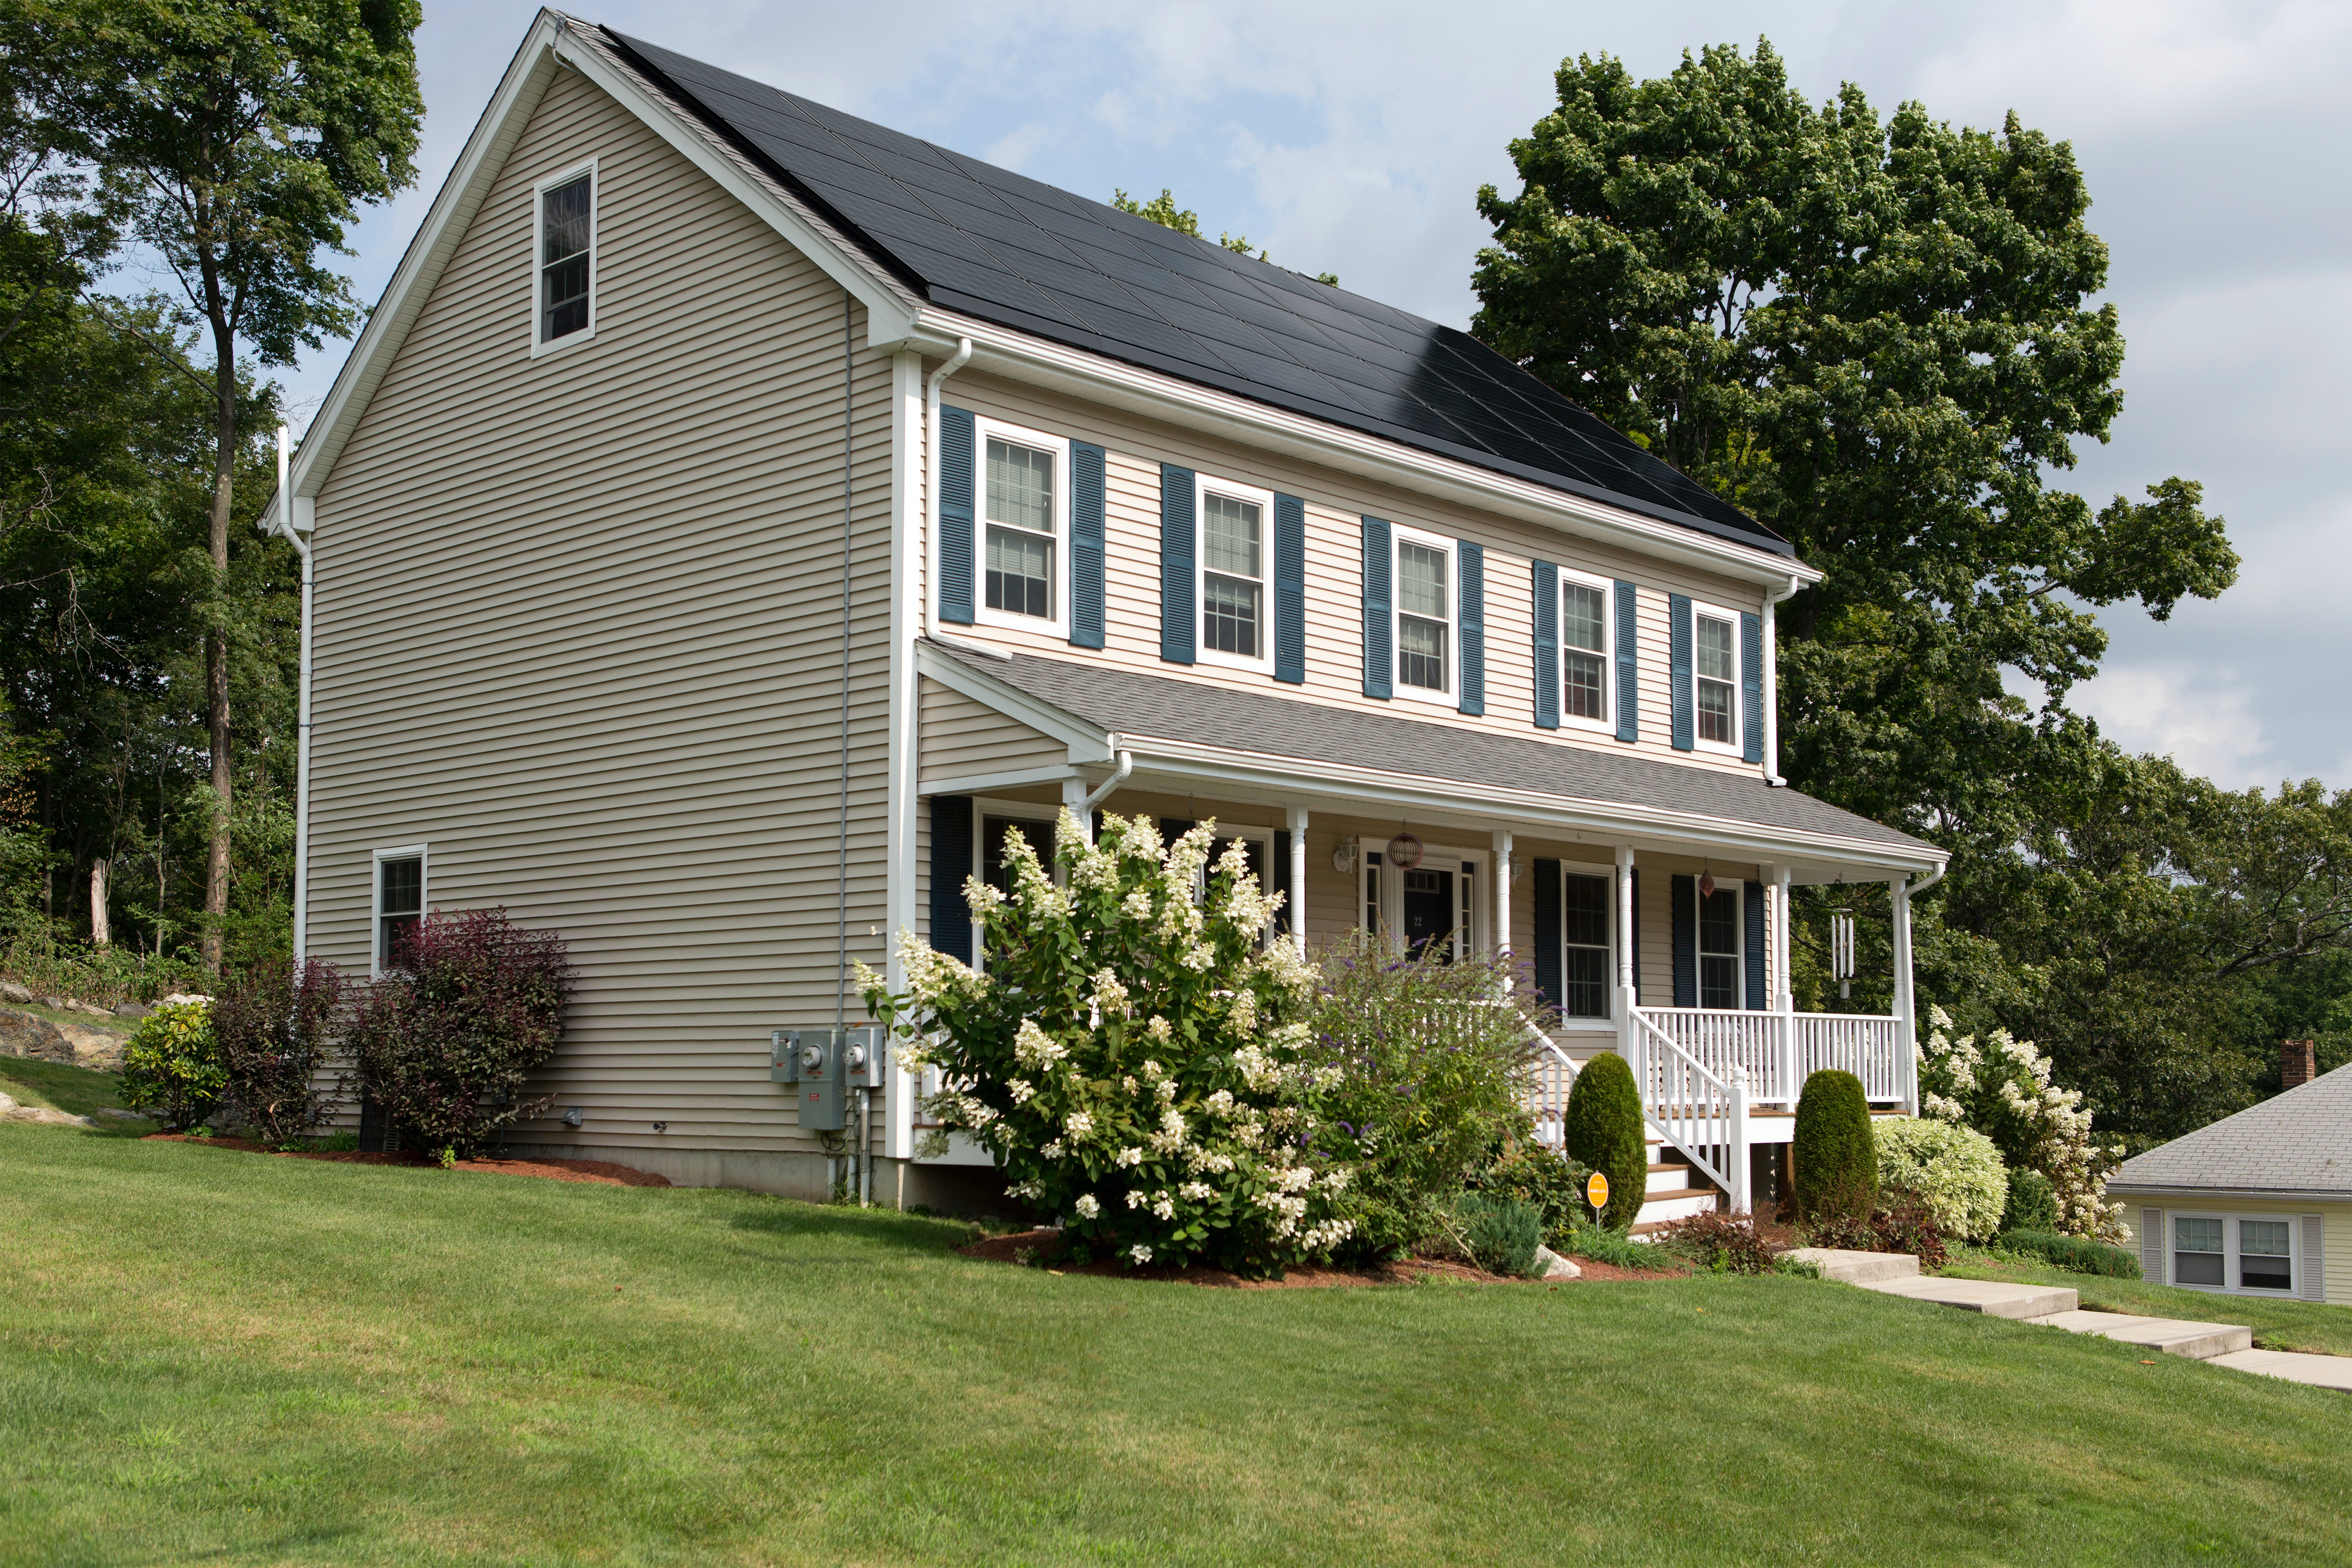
[[1561, 868, 1613, 1019], [1560, 570, 1612, 728], [1693, 604, 1740, 750], [1198, 476, 1273, 667], [1393, 528, 1455, 700], [534, 163, 596, 352], [2171, 1212, 2299, 1295], [1698, 880, 1741, 1009], [372, 845, 426, 975], [976, 417, 1070, 636]]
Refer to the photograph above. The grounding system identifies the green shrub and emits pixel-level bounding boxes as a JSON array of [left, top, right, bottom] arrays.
[[1793, 1069, 1876, 1223], [2001, 1228, 2142, 1279], [1562, 1051, 1645, 1229], [307, 1130, 361, 1153], [1303, 929, 1553, 1258], [119, 1000, 223, 1129], [1558, 1220, 1657, 1270], [1456, 1192, 1545, 1277], [1874, 1117, 2007, 1242], [2001, 1168, 2060, 1234], [1660, 1210, 1775, 1274], [1466, 1146, 1592, 1246]]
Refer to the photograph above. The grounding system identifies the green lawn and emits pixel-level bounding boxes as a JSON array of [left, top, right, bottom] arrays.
[[0, 1055, 147, 1135], [1940, 1248, 2352, 1356], [3, 1128, 2348, 1568]]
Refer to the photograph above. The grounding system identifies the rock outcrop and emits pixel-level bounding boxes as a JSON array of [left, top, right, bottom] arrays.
[[0, 1008, 76, 1064]]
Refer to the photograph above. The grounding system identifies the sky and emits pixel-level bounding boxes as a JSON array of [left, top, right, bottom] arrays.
[[272, 0, 2352, 792]]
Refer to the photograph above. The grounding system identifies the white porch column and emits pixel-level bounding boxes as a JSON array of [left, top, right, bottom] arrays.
[[884, 348, 924, 1168], [1728, 1067, 1753, 1213], [1491, 828, 1512, 970], [1891, 874, 1916, 1112], [1287, 805, 1309, 958], [1774, 863, 1796, 1105], [1615, 844, 1638, 1062], [1063, 777, 1090, 844]]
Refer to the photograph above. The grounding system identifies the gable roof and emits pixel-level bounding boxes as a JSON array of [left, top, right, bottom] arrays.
[[922, 638, 1940, 866], [2110, 1063, 2352, 1198], [598, 28, 1790, 560]]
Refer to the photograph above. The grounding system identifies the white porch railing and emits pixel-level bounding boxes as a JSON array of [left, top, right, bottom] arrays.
[[1637, 1007, 1909, 1107], [1526, 1032, 1579, 1152], [1629, 1010, 1748, 1210]]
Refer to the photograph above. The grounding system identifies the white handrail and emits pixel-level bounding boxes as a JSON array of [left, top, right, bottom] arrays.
[[1524, 1030, 1579, 1152], [1630, 1011, 1748, 1208]]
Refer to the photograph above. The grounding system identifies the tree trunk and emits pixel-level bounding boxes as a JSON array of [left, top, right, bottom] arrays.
[[90, 860, 109, 948], [201, 332, 236, 975]]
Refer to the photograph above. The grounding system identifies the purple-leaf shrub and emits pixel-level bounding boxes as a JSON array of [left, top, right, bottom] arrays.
[[345, 908, 573, 1161], [215, 957, 349, 1144]]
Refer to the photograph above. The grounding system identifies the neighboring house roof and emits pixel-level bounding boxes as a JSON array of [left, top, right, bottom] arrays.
[[599, 28, 1791, 560], [2111, 1063, 2352, 1199], [922, 638, 1938, 861]]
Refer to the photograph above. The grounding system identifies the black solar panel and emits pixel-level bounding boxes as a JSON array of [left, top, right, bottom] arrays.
[[603, 28, 1790, 557]]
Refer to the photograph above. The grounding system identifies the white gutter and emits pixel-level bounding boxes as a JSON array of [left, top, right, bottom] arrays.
[[1761, 574, 1801, 786], [263, 425, 315, 960]]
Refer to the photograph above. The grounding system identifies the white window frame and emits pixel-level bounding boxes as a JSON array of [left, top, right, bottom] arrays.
[[1557, 567, 1614, 734], [1692, 876, 1744, 1010], [972, 414, 1073, 640], [1391, 523, 1459, 708], [530, 159, 598, 357], [1194, 472, 1276, 674], [1689, 598, 1744, 757], [1556, 858, 1617, 1028], [369, 843, 429, 979], [2166, 1209, 2300, 1298], [1359, 840, 1487, 960]]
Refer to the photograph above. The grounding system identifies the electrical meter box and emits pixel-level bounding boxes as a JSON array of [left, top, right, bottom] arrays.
[[770, 1026, 886, 1131]]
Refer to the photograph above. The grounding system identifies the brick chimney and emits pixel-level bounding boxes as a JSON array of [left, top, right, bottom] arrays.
[[2282, 1038, 2317, 1090]]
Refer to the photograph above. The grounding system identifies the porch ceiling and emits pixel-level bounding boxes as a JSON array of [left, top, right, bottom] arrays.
[[919, 638, 1942, 879]]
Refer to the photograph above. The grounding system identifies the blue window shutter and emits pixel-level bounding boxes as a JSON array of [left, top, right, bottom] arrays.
[[929, 796, 974, 965], [1361, 516, 1392, 699], [1744, 880, 1767, 1010], [1273, 830, 1293, 934], [1532, 559, 1558, 730], [1533, 858, 1562, 1007], [1629, 868, 1642, 1007], [1160, 464, 1195, 664], [1070, 441, 1106, 649], [1671, 873, 1696, 1007], [1669, 593, 1694, 751], [1274, 492, 1306, 683], [937, 406, 976, 625], [1614, 579, 1638, 743], [1741, 611, 1763, 764], [1457, 540, 1484, 715]]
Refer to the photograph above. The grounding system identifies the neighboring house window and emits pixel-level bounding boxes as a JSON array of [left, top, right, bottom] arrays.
[[2170, 1212, 2298, 1294], [2173, 1216, 2223, 1285], [976, 416, 1071, 636], [1698, 880, 1741, 1008], [1693, 604, 1740, 750], [1560, 570, 1611, 728], [534, 164, 596, 351], [2240, 1220, 2293, 1290], [1562, 869, 1612, 1019], [372, 846, 426, 974], [1394, 530, 1453, 699], [1198, 476, 1273, 667]]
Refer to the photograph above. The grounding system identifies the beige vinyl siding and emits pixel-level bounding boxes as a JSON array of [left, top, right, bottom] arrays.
[[932, 368, 1773, 779], [310, 67, 898, 1159], [2122, 1196, 2350, 1304], [918, 677, 1067, 787]]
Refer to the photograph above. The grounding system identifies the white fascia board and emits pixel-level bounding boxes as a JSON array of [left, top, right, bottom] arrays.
[[2106, 1184, 2351, 1203], [913, 641, 1117, 763], [272, 11, 920, 522], [917, 764, 1079, 798], [891, 308, 1824, 593]]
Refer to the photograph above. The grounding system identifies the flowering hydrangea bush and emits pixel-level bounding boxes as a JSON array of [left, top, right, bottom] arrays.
[[1919, 1006, 2125, 1241], [1872, 1116, 2008, 1242], [858, 811, 1354, 1273]]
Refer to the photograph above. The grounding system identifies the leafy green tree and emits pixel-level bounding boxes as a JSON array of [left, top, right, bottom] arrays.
[[51, 0, 422, 971]]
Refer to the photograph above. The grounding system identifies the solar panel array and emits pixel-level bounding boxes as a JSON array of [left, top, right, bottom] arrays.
[[606, 29, 1787, 556]]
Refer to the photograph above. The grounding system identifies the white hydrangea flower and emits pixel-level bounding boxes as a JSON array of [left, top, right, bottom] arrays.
[[1008, 1079, 1036, 1105], [1121, 1075, 1138, 1095], [1125, 1189, 1147, 1209], [1204, 1089, 1235, 1119], [1129, 1243, 1153, 1265], [1115, 1146, 1143, 1168], [1152, 1192, 1175, 1220], [1072, 1193, 1099, 1219], [1146, 1015, 1174, 1044], [1180, 1181, 1213, 1201], [1041, 1140, 1066, 1159], [1014, 1019, 1070, 1071], [1065, 1110, 1094, 1138], [1139, 1058, 1164, 1080]]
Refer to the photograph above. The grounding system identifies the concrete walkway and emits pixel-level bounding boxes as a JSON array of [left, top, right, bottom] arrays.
[[1784, 1249, 2347, 1394]]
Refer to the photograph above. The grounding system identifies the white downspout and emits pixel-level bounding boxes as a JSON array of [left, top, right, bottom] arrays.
[[1079, 749, 1132, 817], [266, 426, 314, 962], [1761, 575, 1800, 787]]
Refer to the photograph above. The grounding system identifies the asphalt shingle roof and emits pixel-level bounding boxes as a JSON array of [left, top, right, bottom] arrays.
[[928, 639, 1936, 855], [2110, 1063, 2352, 1197], [600, 28, 1792, 559]]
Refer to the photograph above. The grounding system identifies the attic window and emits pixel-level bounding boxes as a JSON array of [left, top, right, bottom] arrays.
[[536, 165, 596, 350]]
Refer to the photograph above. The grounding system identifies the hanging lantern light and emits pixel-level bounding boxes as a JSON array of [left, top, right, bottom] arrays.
[[1698, 869, 1717, 900], [1386, 832, 1424, 870]]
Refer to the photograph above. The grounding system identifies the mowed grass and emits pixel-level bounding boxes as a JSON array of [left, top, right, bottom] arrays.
[[0, 1056, 148, 1135], [3, 1127, 2349, 1568], [1940, 1249, 2352, 1357]]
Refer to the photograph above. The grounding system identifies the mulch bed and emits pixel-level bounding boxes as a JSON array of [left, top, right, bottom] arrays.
[[142, 1134, 670, 1187], [958, 1228, 1685, 1288]]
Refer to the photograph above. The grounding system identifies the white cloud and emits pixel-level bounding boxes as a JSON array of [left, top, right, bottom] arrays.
[[2075, 662, 2272, 786]]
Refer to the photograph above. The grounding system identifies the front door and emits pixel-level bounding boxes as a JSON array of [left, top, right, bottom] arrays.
[[1402, 866, 1455, 960]]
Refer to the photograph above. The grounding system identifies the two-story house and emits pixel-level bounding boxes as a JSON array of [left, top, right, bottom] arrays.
[[263, 11, 1945, 1216]]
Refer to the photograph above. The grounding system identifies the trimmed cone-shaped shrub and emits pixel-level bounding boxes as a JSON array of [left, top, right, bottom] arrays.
[[1563, 1050, 1646, 1229], [1794, 1069, 1876, 1224]]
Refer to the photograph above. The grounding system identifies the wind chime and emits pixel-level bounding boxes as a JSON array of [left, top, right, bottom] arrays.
[[1830, 907, 1857, 1000]]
